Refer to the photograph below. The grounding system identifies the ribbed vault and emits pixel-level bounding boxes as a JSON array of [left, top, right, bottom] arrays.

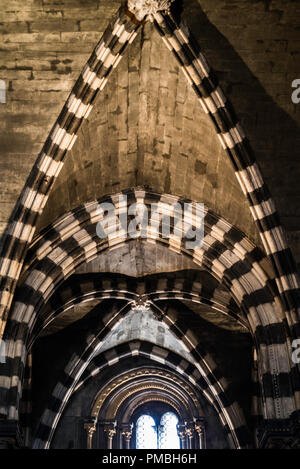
[[0, 0, 299, 451]]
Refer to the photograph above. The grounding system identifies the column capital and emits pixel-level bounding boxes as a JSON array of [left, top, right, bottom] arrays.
[[84, 422, 96, 435], [121, 422, 133, 437], [194, 418, 205, 435], [104, 421, 117, 439], [185, 422, 195, 440], [127, 0, 175, 21], [177, 423, 186, 437], [84, 420, 97, 449], [185, 427, 194, 438], [121, 423, 133, 449], [177, 423, 186, 435]]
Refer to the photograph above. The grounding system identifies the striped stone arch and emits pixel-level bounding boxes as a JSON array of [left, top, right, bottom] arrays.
[[23, 269, 259, 425], [20, 272, 249, 448], [0, 189, 297, 430], [0, 0, 299, 350], [88, 366, 204, 421], [27, 270, 244, 346], [32, 333, 250, 450]]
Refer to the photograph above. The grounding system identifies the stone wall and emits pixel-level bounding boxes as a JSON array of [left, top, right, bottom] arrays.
[[0, 0, 120, 234], [37, 21, 261, 247], [185, 0, 300, 265], [0, 0, 299, 264]]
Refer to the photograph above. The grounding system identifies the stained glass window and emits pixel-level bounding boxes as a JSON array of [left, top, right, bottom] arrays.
[[158, 412, 180, 449], [136, 414, 157, 449]]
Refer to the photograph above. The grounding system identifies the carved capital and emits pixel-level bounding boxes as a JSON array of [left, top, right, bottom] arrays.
[[84, 423, 96, 436], [185, 426, 194, 438], [194, 418, 205, 435], [84, 422, 96, 449], [121, 423, 133, 440], [104, 421, 117, 440], [131, 297, 151, 312], [127, 0, 175, 21], [177, 423, 186, 440]]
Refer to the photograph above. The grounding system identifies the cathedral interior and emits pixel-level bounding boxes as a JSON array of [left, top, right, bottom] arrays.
[[0, 0, 300, 450]]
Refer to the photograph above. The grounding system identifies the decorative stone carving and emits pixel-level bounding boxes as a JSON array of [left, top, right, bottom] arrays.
[[127, 0, 175, 21], [104, 421, 117, 449], [91, 367, 202, 420], [185, 423, 195, 449], [84, 422, 96, 449], [121, 423, 134, 449], [194, 418, 205, 434], [194, 418, 205, 449], [177, 423, 187, 449], [130, 297, 151, 312], [185, 426, 194, 437]]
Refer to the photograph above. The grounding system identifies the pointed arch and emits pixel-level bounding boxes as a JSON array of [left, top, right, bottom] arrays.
[[0, 2, 299, 348], [152, 10, 300, 331], [28, 270, 245, 347], [32, 335, 249, 450], [0, 4, 143, 337], [0, 190, 296, 427]]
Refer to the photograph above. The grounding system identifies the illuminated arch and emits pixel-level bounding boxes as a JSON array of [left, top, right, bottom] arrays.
[[33, 339, 248, 449], [0, 2, 298, 351], [159, 411, 180, 449], [136, 414, 157, 449], [0, 190, 295, 425]]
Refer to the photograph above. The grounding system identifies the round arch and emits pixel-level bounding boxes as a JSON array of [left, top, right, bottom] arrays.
[[90, 367, 203, 422]]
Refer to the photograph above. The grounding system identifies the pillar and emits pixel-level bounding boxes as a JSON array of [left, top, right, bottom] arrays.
[[177, 423, 187, 449], [84, 422, 96, 449], [121, 423, 133, 449], [104, 422, 117, 449], [194, 419, 205, 449], [185, 423, 195, 449]]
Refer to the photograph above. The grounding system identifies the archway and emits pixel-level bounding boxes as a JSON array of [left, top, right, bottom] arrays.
[[0, 1, 298, 348]]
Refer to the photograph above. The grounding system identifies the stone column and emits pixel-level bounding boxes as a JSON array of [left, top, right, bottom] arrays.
[[104, 422, 117, 449], [194, 419, 205, 449], [121, 423, 133, 449], [177, 424, 187, 449], [185, 423, 195, 449], [84, 422, 96, 449]]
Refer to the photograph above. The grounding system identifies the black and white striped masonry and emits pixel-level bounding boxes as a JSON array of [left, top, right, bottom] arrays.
[[27, 270, 243, 346], [18, 270, 248, 446], [0, 190, 296, 426], [0, 4, 143, 338], [0, 0, 299, 348], [0, 0, 299, 447], [32, 329, 250, 449], [75, 342, 249, 446], [152, 10, 300, 339]]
